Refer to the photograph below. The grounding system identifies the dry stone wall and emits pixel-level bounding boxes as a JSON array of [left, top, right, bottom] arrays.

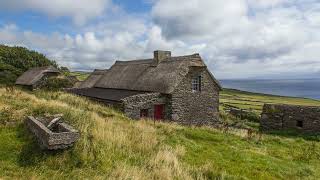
[[261, 104, 320, 133]]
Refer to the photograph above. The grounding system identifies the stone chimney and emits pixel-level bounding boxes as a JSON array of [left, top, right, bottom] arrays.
[[154, 50, 171, 64]]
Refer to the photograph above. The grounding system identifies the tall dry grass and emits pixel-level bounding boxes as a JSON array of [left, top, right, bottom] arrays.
[[0, 88, 199, 179]]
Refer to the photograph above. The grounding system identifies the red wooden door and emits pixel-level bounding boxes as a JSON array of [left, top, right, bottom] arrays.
[[154, 104, 164, 120]]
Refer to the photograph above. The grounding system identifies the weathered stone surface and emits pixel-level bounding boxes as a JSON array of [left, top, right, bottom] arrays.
[[121, 93, 170, 120], [260, 104, 320, 133], [171, 67, 220, 126], [119, 66, 220, 126], [227, 108, 251, 118], [47, 117, 62, 129], [25, 116, 80, 150]]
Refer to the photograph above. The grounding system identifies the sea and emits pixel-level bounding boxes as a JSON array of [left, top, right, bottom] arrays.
[[220, 79, 320, 100]]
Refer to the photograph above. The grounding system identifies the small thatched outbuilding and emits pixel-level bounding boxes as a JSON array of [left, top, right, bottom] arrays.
[[15, 66, 60, 90]]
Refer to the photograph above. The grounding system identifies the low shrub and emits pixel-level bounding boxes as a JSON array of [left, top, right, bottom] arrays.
[[0, 70, 18, 85], [220, 110, 260, 129], [42, 77, 73, 90], [242, 111, 260, 123], [0, 107, 12, 125]]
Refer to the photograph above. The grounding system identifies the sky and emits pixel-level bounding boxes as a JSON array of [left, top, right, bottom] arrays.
[[0, 0, 319, 79]]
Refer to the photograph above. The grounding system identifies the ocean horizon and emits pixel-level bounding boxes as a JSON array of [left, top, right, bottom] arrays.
[[220, 79, 320, 100]]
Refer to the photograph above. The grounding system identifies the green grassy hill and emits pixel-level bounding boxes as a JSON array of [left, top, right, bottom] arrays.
[[0, 88, 320, 179]]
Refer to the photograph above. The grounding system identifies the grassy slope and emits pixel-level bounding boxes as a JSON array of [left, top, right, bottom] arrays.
[[0, 88, 320, 179]]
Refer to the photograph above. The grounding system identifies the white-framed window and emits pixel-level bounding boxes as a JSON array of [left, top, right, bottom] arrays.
[[192, 75, 201, 92]]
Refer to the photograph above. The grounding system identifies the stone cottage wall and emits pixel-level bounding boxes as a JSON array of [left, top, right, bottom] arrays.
[[261, 104, 320, 133], [171, 67, 220, 126], [121, 93, 170, 120]]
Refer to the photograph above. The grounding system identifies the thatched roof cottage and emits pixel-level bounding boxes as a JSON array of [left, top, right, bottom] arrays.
[[70, 51, 221, 125], [15, 66, 60, 90]]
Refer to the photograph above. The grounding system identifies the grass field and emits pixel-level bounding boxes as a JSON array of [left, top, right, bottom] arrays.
[[220, 89, 320, 113], [0, 88, 320, 179], [69, 71, 90, 81]]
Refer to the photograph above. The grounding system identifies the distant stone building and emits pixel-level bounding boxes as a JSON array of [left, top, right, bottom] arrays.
[[70, 50, 222, 126], [15, 66, 60, 90], [261, 104, 320, 133]]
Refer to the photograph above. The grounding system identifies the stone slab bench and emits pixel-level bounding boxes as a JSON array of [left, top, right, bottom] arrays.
[[25, 116, 80, 150]]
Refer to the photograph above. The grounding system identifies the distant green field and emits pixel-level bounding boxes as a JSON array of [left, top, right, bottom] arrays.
[[220, 89, 320, 113], [69, 71, 90, 81]]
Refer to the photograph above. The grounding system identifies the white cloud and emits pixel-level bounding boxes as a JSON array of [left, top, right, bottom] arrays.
[[0, 0, 111, 25], [152, 0, 248, 40], [247, 0, 288, 8], [0, 14, 151, 70], [151, 0, 320, 78]]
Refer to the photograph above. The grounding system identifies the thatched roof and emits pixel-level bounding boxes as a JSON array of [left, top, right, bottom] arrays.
[[66, 76, 79, 83], [78, 69, 108, 88], [94, 53, 221, 94], [67, 88, 146, 102], [73, 81, 83, 88], [15, 66, 59, 86]]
